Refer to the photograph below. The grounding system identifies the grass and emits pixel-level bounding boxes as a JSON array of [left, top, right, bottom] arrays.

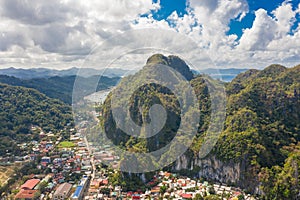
[[58, 141, 76, 148], [0, 164, 21, 186]]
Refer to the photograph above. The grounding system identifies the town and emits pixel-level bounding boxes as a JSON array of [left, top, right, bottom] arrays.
[[0, 122, 255, 200]]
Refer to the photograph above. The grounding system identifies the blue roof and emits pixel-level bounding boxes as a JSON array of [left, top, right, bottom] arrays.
[[73, 185, 83, 198]]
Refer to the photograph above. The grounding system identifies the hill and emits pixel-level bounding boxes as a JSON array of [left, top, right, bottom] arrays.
[[0, 67, 131, 79], [146, 54, 194, 81], [0, 84, 74, 155], [100, 54, 300, 197], [0, 75, 120, 104]]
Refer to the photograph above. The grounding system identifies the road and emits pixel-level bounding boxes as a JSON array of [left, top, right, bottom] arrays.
[[84, 135, 96, 179]]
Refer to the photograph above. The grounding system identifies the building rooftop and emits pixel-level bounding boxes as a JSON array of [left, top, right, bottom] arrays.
[[21, 179, 40, 190], [73, 185, 83, 198], [15, 189, 38, 199], [54, 182, 72, 196]]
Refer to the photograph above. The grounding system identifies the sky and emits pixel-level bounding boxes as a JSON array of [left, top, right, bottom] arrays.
[[0, 0, 300, 70]]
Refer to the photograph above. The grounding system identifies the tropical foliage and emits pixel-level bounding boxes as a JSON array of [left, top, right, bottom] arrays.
[[101, 55, 300, 197], [0, 84, 74, 155], [0, 75, 120, 104]]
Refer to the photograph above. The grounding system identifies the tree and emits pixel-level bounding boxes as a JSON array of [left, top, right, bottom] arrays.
[[100, 187, 110, 195], [160, 185, 167, 196], [237, 194, 245, 200], [193, 193, 204, 200], [39, 181, 48, 193], [33, 191, 41, 200], [203, 195, 221, 200], [208, 186, 216, 195]]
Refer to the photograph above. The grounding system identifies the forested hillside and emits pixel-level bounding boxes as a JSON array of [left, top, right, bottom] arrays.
[[0, 75, 120, 104], [0, 84, 74, 155], [101, 54, 300, 198]]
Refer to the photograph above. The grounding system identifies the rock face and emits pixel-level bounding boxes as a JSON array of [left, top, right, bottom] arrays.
[[174, 154, 241, 184], [173, 153, 264, 194]]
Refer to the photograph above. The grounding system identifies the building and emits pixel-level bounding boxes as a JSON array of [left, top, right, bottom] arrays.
[[53, 183, 72, 200], [71, 185, 83, 200], [71, 176, 89, 200], [15, 189, 38, 200], [90, 179, 101, 189], [15, 179, 41, 199], [21, 179, 40, 190], [181, 193, 193, 199], [41, 156, 51, 164]]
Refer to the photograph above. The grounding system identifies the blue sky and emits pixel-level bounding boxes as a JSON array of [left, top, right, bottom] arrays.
[[229, 0, 300, 38], [150, 0, 300, 38]]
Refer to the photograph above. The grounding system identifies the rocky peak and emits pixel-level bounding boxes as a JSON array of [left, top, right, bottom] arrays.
[[146, 54, 194, 81]]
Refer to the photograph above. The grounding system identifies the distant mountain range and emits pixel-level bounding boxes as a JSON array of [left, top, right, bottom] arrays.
[[0, 67, 248, 82], [0, 67, 132, 79], [0, 75, 120, 104], [194, 68, 250, 82]]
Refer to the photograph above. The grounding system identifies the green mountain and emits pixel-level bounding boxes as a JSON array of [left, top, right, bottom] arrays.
[[0, 75, 120, 104], [146, 54, 194, 80], [0, 84, 74, 155], [100, 54, 300, 197]]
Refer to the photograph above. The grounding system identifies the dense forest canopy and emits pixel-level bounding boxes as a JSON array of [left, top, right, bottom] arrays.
[[0, 84, 74, 155], [101, 54, 300, 197]]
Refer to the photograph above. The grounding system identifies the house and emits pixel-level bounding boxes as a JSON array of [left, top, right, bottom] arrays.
[[21, 179, 40, 190], [53, 183, 72, 200], [132, 194, 141, 200], [46, 141, 53, 149], [15, 189, 38, 200], [151, 186, 160, 195], [41, 156, 51, 164], [181, 193, 193, 199], [90, 179, 101, 189], [101, 179, 108, 186]]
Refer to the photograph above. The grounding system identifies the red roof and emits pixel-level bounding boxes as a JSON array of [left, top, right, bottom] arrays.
[[164, 172, 171, 177], [15, 189, 38, 199], [181, 194, 193, 199], [102, 179, 108, 185], [21, 179, 40, 190], [132, 194, 141, 199]]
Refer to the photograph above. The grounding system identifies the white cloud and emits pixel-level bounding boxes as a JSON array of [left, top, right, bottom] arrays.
[[0, 0, 161, 69], [233, 1, 300, 68], [81, 0, 160, 22], [272, 1, 296, 37], [238, 9, 277, 51], [0, 0, 299, 70], [187, 0, 249, 49]]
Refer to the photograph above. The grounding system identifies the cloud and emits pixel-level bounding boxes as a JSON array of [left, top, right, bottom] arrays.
[[232, 1, 300, 68], [0, 0, 80, 25], [0, 0, 299, 70], [187, 0, 249, 49], [272, 1, 296, 36], [238, 9, 277, 51], [238, 1, 298, 51], [0, 0, 160, 69]]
